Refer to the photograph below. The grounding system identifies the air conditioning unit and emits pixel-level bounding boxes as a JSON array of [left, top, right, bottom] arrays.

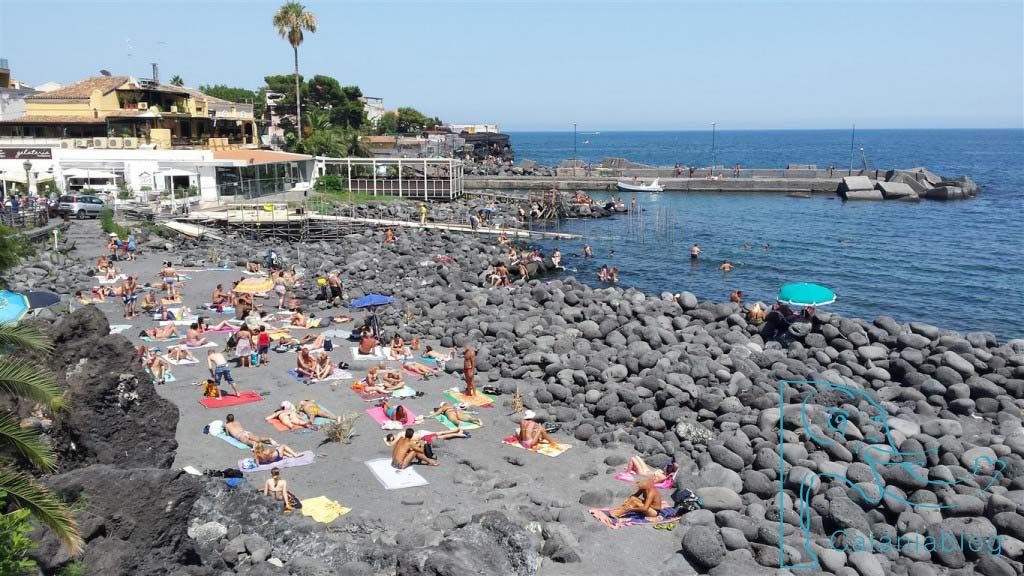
[[60, 139, 75, 149], [75, 139, 89, 148], [122, 137, 138, 149], [108, 137, 123, 149], [92, 137, 108, 149], [137, 102, 148, 110]]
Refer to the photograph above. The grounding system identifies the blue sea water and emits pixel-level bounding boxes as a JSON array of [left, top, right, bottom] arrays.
[[507, 130, 1024, 341]]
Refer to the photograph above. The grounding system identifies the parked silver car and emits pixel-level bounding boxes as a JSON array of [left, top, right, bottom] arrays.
[[58, 194, 106, 219]]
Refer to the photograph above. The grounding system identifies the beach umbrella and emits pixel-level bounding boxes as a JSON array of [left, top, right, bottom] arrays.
[[233, 277, 274, 294], [25, 291, 60, 308], [0, 290, 30, 324], [778, 282, 837, 307], [349, 294, 394, 339]]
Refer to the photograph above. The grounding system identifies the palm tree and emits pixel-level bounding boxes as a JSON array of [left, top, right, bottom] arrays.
[[169, 75, 184, 87], [0, 323, 82, 556], [272, 2, 317, 143], [303, 108, 332, 135]]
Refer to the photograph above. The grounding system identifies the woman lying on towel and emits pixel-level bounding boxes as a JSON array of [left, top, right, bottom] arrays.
[[609, 477, 664, 520], [298, 399, 339, 424], [253, 441, 300, 465], [197, 317, 236, 333], [140, 325, 180, 340], [290, 310, 314, 328], [624, 456, 679, 484], [422, 346, 456, 362], [401, 360, 436, 377], [266, 401, 315, 431], [428, 402, 482, 428], [167, 345, 197, 363], [379, 400, 420, 424]]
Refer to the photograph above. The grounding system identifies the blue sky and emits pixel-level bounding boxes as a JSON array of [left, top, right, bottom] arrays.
[[2, 0, 1021, 130]]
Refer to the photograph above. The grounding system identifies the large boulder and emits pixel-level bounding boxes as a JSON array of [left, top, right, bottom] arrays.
[[396, 511, 538, 576], [29, 307, 179, 470], [30, 465, 203, 574], [875, 181, 918, 200]]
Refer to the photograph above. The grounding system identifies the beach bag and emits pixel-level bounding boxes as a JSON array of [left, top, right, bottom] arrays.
[[206, 420, 224, 436], [423, 442, 435, 460], [671, 488, 703, 513], [226, 333, 238, 348], [250, 352, 260, 366], [324, 339, 334, 352]]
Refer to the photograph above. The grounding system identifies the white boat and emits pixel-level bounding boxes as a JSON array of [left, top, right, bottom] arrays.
[[616, 178, 663, 192]]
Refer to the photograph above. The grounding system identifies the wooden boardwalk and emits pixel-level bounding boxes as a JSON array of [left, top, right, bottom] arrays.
[[181, 209, 579, 240]]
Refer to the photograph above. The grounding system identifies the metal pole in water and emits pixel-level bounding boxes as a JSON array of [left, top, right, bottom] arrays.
[[848, 123, 856, 176], [711, 122, 717, 176]]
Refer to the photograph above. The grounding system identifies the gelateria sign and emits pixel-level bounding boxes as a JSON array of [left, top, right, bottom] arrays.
[[0, 148, 53, 160]]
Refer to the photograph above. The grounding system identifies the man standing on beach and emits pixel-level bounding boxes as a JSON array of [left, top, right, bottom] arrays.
[[207, 350, 239, 396], [419, 202, 428, 226], [463, 346, 476, 397]]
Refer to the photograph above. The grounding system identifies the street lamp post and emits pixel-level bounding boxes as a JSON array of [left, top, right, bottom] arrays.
[[573, 122, 577, 177], [711, 122, 717, 177], [23, 160, 32, 197]]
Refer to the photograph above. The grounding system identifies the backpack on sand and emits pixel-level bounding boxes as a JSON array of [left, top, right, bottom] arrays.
[[672, 488, 703, 513]]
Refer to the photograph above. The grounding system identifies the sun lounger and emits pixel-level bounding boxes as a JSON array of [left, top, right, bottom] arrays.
[[238, 450, 315, 473], [300, 496, 350, 523], [199, 390, 263, 409], [366, 406, 418, 427], [588, 507, 683, 529], [502, 435, 571, 457], [365, 458, 428, 490]]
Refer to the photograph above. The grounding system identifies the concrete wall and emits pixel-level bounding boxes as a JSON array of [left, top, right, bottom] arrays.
[[465, 176, 844, 194]]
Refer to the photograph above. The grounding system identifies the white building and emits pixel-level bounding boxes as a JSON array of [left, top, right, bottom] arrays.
[[447, 123, 500, 134], [361, 96, 385, 125]]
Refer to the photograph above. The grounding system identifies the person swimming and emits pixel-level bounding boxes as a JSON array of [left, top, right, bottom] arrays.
[[689, 244, 701, 259]]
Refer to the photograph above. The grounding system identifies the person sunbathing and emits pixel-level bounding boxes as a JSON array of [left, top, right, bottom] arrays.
[[138, 346, 172, 381], [608, 477, 664, 520], [185, 324, 210, 347], [517, 262, 529, 281], [297, 399, 339, 423], [104, 265, 121, 281], [314, 352, 333, 379], [166, 345, 197, 363], [357, 331, 380, 355], [390, 335, 409, 358], [290, 311, 311, 327], [517, 411, 558, 451], [262, 468, 298, 512], [410, 336, 420, 351], [746, 302, 766, 325], [246, 261, 262, 273], [401, 360, 435, 377], [422, 346, 455, 361], [390, 428, 438, 469], [297, 333, 325, 350], [197, 317, 236, 333], [296, 348, 317, 378], [212, 284, 235, 309], [74, 291, 95, 305], [224, 414, 274, 447], [379, 367, 406, 391], [428, 402, 482, 429], [624, 456, 678, 483], [266, 401, 314, 431], [96, 255, 110, 272], [385, 428, 467, 447], [140, 290, 159, 312], [380, 400, 417, 424], [497, 233, 509, 245], [384, 228, 396, 244], [140, 325, 180, 340], [91, 286, 117, 302], [253, 440, 300, 465]]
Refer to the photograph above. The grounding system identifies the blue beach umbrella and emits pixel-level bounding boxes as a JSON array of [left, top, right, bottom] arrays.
[[0, 290, 30, 324], [778, 283, 836, 307], [349, 294, 395, 309]]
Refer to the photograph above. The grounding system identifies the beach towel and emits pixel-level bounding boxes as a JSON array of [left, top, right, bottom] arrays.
[[385, 346, 410, 361], [366, 406, 417, 427], [288, 369, 353, 383], [199, 390, 263, 409], [109, 324, 132, 335], [300, 496, 350, 523], [403, 365, 436, 378], [588, 507, 683, 529], [283, 318, 322, 330], [238, 450, 315, 473], [241, 270, 266, 276], [418, 356, 441, 367], [614, 470, 676, 490], [444, 388, 495, 408], [214, 432, 251, 450], [159, 319, 199, 326], [266, 329, 292, 341], [390, 386, 418, 398], [141, 336, 180, 343], [96, 275, 127, 285], [350, 383, 388, 402], [435, 414, 482, 431], [161, 298, 183, 305], [184, 341, 219, 349], [365, 458, 428, 490], [351, 346, 388, 361], [502, 435, 572, 457], [266, 418, 315, 433], [161, 355, 199, 366]]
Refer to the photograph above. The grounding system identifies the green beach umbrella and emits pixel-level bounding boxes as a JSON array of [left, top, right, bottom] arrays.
[[778, 283, 836, 307]]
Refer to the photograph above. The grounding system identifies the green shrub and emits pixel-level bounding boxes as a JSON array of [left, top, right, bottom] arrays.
[[98, 209, 129, 239], [0, 492, 38, 575], [315, 174, 346, 193], [0, 224, 35, 271]]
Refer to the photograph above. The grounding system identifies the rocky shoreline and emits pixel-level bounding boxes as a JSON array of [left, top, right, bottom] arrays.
[[3, 211, 1022, 575]]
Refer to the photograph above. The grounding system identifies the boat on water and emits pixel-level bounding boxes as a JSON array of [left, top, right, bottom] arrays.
[[616, 178, 664, 192]]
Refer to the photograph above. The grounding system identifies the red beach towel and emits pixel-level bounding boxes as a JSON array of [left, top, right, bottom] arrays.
[[198, 390, 264, 409]]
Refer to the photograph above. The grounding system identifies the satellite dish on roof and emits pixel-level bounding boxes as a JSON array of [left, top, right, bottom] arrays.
[[100, 70, 112, 76]]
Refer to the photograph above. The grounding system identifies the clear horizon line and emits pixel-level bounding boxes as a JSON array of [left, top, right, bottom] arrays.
[[501, 126, 1024, 133]]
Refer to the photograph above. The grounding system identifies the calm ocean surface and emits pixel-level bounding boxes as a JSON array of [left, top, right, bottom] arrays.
[[507, 130, 1024, 340]]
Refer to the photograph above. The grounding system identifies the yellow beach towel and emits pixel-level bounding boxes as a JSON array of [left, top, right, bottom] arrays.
[[300, 496, 350, 523]]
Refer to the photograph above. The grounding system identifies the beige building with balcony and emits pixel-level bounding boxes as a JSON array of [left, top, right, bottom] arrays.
[[0, 75, 258, 149]]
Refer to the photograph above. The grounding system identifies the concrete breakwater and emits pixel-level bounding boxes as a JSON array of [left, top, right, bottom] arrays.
[[466, 165, 980, 201]]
